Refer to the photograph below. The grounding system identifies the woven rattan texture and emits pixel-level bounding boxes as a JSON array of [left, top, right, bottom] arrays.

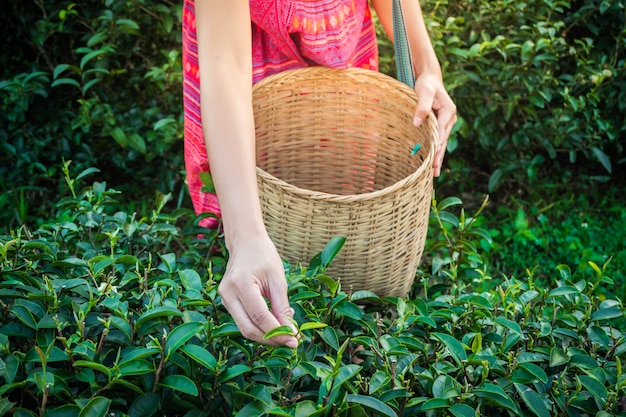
[[254, 67, 437, 297]]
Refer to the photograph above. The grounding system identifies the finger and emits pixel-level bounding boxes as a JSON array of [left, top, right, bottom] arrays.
[[238, 282, 297, 347], [219, 283, 265, 343], [413, 86, 435, 127], [433, 104, 457, 177], [267, 282, 299, 347], [219, 279, 280, 345]]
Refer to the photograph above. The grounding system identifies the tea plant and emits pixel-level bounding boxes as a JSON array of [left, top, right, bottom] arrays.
[[1, 166, 625, 416]]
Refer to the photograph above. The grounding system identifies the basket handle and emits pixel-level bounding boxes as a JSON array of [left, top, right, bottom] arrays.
[[392, 0, 415, 89]]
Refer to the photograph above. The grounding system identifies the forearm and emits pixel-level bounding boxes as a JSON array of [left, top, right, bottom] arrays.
[[371, 0, 442, 75], [200, 65, 266, 246], [195, 0, 266, 248]]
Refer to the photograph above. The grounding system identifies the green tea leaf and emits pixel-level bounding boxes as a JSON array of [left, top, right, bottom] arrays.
[[108, 316, 131, 342], [350, 290, 380, 302], [213, 322, 241, 338], [79, 397, 111, 417], [291, 291, 322, 302], [45, 404, 81, 417], [488, 168, 504, 193], [518, 363, 548, 384], [420, 398, 449, 410], [334, 301, 364, 320], [513, 384, 550, 417], [587, 325, 610, 347], [115, 19, 139, 33], [165, 321, 203, 358], [449, 404, 476, 417], [234, 401, 267, 417], [111, 379, 145, 396], [10, 305, 37, 329], [263, 325, 294, 340], [458, 294, 493, 310], [346, 394, 398, 417], [119, 348, 161, 364], [495, 317, 524, 338], [369, 370, 391, 395], [72, 360, 111, 378], [51, 78, 81, 89], [333, 364, 361, 389], [159, 375, 198, 396], [473, 383, 518, 413], [437, 196, 463, 211], [321, 236, 346, 268], [578, 375, 608, 404], [432, 333, 467, 365], [591, 146, 612, 173], [179, 269, 203, 292], [135, 306, 183, 327], [319, 326, 340, 351], [129, 392, 159, 417], [590, 307, 622, 321], [117, 360, 154, 377], [316, 274, 339, 294], [219, 364, 250, 383], [432, 375, 460, 399], [80, 49, 108, 71], [180, 344, 217, 372], [570, 354, 598, 369], [294, 401, 318, 417], [547, 286, 580, 297], [0, 398, 15, 416], [299, 321, 328, 332]]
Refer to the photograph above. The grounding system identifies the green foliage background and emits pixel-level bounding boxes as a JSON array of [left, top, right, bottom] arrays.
[[1, 0, 624, 231], [0, 0, 185, 230]]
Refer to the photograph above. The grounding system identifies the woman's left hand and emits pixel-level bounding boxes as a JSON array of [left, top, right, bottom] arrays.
[[411, 73, 457, 177]]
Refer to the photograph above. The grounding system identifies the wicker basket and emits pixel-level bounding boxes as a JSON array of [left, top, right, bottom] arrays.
[[254, 67, 437, 297]]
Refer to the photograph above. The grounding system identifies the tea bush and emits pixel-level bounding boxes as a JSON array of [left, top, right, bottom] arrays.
[[422, 0, 625, 191], [0, 0, 185, 229], [1, 166, 625, 416], [481, 188, 626, 299]]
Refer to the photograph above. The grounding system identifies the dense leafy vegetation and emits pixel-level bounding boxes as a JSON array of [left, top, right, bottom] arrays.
[[1, 167, 624, 416], [0, 0, 185, 230], [425, 0, 625, 191]]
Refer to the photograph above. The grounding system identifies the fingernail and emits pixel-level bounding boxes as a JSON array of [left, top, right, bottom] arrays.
[[413, 116, 423, 127], [286, 339, 298, 349]]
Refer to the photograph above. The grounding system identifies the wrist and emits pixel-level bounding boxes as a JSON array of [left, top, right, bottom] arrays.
[[413, 55, 442, 78], [222, 215, 270, 252]]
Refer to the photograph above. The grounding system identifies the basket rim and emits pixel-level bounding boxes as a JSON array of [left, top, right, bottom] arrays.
[[254, 66, 438, 202]]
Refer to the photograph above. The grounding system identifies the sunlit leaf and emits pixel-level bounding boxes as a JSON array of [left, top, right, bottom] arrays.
[[321, 236, 346, 268]]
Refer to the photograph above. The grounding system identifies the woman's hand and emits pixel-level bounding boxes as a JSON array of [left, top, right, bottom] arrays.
[[195, 0, 297, 347], [370, 0, 458, 177], [412, 72, 457, 177], [218, 234, 298, 348]]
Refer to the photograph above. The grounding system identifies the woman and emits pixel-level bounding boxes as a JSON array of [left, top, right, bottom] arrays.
[[183, 0, 457, 348]]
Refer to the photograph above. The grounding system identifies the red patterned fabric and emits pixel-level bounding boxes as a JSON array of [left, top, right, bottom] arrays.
[[183, 0, 379, 226]]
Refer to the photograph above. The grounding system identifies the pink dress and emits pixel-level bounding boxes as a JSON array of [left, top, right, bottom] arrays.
[[183, 0, 379, 226]]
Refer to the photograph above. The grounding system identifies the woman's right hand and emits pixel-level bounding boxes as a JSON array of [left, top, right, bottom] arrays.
[[218, 233, 299, 348], [194, 1, 297, 347]]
